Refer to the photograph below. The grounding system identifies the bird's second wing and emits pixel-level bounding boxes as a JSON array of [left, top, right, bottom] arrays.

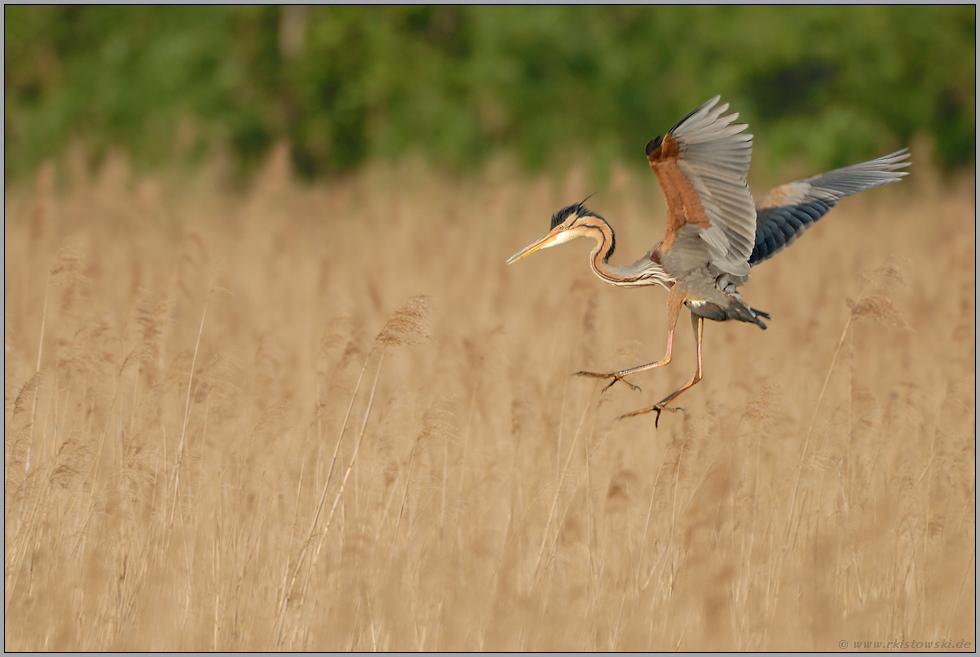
[[749, 148, 910, 266], [647, 96, 757, 278]]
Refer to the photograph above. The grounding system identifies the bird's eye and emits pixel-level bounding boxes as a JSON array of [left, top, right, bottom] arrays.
[[556, 224, 565, 231]]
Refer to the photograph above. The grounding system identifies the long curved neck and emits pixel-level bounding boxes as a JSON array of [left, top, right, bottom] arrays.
[[581, 215, 673, 290]]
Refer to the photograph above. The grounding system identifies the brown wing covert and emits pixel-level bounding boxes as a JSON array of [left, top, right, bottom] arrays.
[[646, 96, 757, 278]]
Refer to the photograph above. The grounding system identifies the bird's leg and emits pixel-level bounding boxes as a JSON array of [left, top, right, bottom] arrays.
[[575, 330, 674, 393], [620, 313, 704, 427], [576, 286, 684, 393]]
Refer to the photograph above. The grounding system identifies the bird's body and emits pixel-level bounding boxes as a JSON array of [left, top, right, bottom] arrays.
[[676, 267, 770, 329], [507, 96, 909, 424]]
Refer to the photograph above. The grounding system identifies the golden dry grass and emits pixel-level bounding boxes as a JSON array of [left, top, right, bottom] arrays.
[[4, 145, 976, 651]]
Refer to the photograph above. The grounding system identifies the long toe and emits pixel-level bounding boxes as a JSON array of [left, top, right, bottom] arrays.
[[653, 404, 684, 428], [574, 371, 641, 393], [619, 403, 684, 424]]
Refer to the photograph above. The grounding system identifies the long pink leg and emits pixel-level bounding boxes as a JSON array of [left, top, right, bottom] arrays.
[[576, 287, 685, 392], [575, 328, 675, 392], [621, 312, 704, 426]]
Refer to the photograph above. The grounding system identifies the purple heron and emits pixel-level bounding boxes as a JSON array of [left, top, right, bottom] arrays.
[[507, 96, 909, 425]]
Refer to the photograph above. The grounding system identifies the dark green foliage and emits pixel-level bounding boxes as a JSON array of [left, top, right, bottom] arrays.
[[4, 6, 975, 180]]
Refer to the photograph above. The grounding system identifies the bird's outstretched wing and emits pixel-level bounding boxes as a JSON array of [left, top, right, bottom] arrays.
[[646, 96, 757, 278], [749, 149, 911, 266]]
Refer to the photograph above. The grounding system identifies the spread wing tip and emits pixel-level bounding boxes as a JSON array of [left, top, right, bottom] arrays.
[[876, 148, 912, 172]]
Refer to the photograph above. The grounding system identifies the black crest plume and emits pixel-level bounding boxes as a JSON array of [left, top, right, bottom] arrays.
[[550, 192, 598, 229]]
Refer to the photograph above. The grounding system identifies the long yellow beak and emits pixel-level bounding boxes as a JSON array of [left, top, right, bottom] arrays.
[[506, 231, 559, 264]]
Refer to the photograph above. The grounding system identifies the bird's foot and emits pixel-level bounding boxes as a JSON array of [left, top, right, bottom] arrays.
[[574, 370, 641, 393], [618, 402, 684, 428]]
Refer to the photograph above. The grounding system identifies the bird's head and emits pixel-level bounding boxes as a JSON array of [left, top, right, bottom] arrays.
[[506, 197, 612, 264]]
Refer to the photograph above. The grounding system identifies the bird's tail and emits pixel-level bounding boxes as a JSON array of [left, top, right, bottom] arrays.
[[723, 295, 769, 329], [749, 306, 769, 329], [685, 297, 769, 329]]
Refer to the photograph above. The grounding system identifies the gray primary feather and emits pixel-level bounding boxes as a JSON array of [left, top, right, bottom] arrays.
[[749, 148, 910, 266]]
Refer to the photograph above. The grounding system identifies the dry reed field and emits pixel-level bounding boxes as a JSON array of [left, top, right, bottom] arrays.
[[4, 145, 976, 651]]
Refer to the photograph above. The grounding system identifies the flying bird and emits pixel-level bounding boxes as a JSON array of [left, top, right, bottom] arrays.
[[507, 96, 909, 425]]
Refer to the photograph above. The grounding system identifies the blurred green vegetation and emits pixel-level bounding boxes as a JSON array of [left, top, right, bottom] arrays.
[[4, 5, 975, 181]]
